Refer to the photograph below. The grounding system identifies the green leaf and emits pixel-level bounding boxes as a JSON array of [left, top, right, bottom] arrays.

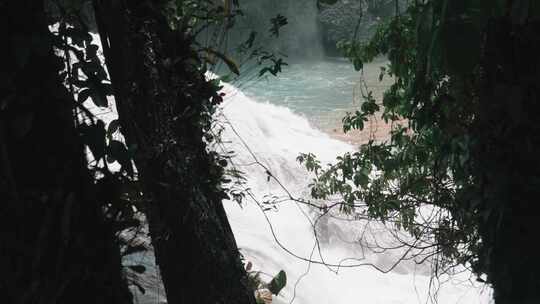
[[106, 154, 116, 164], [90, 86, 108, 108], [63, 27, 92, 47], [353, 58, 363, 71], [107, 119, 120, 137], [77, 89, 91, 104], [259, 67, 272, 77], [241, 31, 257, 50], [86, 44, 99, 59], [86, 77, 110, 108], [353, 171, 369, 187], [269, 14, 288, 37], [245, 261, 253, 272], [108, 140, 134, 177], [268, 270, 287, 295], [81, 120, 106, 161]]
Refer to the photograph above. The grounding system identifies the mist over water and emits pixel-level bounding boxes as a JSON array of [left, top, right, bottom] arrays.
[[230, 0, 324, 58], [239, 58, 391, 132]]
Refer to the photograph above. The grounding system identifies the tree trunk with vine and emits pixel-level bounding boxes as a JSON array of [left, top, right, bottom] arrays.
[[0, 1, 132, 303], [93, 1, 256, 303]]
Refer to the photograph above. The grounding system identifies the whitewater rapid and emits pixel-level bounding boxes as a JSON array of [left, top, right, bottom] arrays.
[[218, 81, 493, 304], [84, 19, 492, 304]]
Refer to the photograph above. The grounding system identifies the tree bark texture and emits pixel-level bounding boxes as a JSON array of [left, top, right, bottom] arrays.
[[477, 17, 540, 304], [0, 2, 132, 303], [93, 1, 256, 303]]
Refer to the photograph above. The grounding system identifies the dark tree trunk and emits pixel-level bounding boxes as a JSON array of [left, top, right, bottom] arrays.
[[93, 1, 256, 303], [477, 17, 540, 304], [0, 2, 132, 303]]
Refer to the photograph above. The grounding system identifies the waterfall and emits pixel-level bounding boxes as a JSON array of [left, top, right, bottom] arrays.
[[217, 81, 492, 304], [123, 77, 492, 304]]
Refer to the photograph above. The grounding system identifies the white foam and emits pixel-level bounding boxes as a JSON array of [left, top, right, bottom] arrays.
[[218, 81, 493, 304]]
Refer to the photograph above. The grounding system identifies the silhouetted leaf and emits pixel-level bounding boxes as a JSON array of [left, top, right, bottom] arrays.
[[107, 119, 120, 137], [81, 120, 106, 161], [206, 48, 240, 75], [268, 270, 286, 295], [353, 58, 363, 71], [77, 89, 91, 103], [244, 31, 257, 49], [108, 140, 134, 177], [131, 281, 146, 294], [86, 44, 99, 59], [269, 14, 288, 37], [128, 265, 146, 274], [90, 87, 108, 107]]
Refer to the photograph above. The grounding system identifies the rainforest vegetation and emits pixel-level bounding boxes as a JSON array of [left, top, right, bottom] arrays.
[[0, 1, 538, 304]]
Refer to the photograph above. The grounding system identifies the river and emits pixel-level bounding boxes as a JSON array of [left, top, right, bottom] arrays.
[[218, 59, 493, 304]]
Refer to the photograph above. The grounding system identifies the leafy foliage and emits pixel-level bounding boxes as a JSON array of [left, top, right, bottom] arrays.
[[267, 270, 287, 296], [242, 258, 287, 302], [269, 14, 288, 37], [301, 0, 540, 284]]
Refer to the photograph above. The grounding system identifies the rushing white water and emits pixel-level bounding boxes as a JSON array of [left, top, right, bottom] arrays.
[[91, 63, 493, 304], [85, 13, 492, 303], [218, 77, 493, 304]]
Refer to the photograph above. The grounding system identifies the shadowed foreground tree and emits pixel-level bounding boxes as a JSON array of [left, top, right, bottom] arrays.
[[0, 0, 274, 302], [93, 1, 256, 303], [0, 1, 132, 303]]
